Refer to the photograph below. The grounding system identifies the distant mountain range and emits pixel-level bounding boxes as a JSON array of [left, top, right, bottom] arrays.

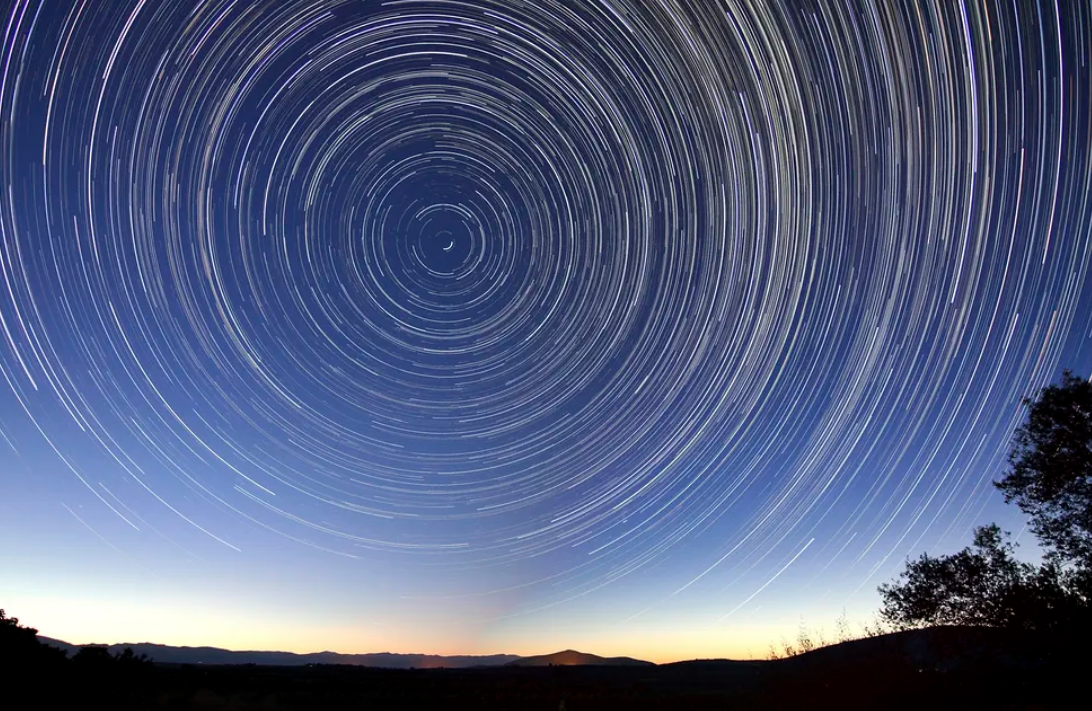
[[36, 636, 655, 669], [36, 637, 522, 669]]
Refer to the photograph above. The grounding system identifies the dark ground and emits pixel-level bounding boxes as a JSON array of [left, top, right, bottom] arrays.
[[55, 659, 1070, 710], [16, 627, 1084, 710]]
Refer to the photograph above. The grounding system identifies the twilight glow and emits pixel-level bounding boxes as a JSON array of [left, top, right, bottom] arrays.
[[1, 0, 1091, 663]]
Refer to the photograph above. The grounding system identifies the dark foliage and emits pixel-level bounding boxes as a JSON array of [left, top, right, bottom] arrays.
[[877, 525, 1082, 631], [0, 608, 68, 669], [996, 370, 1092, 579], [879, 525, 1030, 628], [879, 371, 1092, 633], [1, 607, 155, 707]]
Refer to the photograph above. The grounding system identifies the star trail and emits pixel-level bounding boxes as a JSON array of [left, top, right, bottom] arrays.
[[1, 0, 1091, 660]]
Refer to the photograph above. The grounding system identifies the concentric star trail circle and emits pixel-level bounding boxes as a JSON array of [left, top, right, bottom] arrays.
[[2, 0, 1091, 608]]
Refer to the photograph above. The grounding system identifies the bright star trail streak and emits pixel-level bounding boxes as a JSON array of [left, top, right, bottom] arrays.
[[1, 1, 1091, 661]]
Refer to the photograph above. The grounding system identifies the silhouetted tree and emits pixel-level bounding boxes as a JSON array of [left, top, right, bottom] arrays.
[[72, 644, 114, 666], [0, 608, 68, 667], [877, 524, 1044, 629], [114, 645, 152, 666], [0, 607, 157, 707], [71, 643, 153, 672], [879, 371, 1092, 632], [0, 608, 38, 660], [996, 370, 1092, 592]]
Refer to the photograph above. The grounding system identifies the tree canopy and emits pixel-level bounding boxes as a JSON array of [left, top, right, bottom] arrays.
[[878, 370, 1092, 632], [995, 370, 1092, 578]]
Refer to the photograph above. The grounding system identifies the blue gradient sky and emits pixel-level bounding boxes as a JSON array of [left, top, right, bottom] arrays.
[[2, 0, 1091, 663]]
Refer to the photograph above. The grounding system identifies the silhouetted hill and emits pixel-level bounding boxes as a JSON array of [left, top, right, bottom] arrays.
[[36, 636, 519, 668], [778, 625, 1051, 671], [657, 625, 1055, 676], [646, 627, 1071, 708], [505, 649, 653, 666]]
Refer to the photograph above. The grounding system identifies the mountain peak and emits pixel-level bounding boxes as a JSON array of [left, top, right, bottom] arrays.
[[506, 649, 654, 667]]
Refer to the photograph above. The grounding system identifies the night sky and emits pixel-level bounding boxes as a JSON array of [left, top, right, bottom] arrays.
[[2, 0, 1091, 662]]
